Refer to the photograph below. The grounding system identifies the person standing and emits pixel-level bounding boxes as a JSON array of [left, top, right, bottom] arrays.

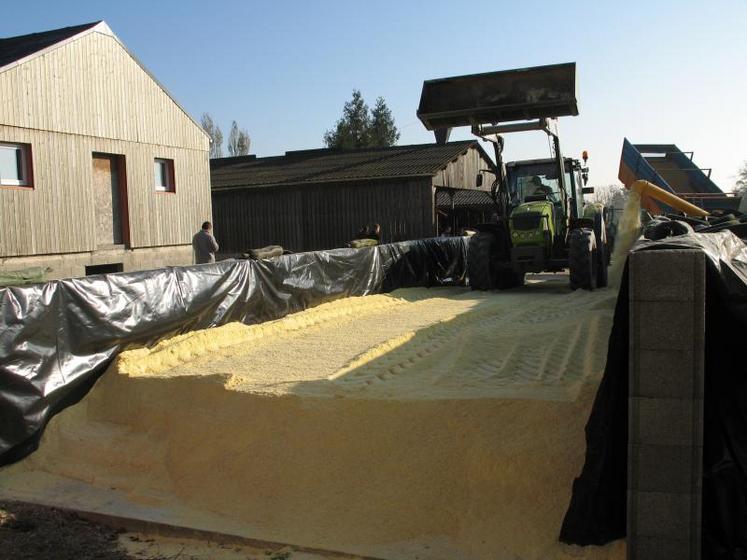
[[192, 221, 219, 264], [366, 223, 382, 243]]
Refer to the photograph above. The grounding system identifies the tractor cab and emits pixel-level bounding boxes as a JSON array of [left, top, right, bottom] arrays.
[[505, 158, 586, 272], [507, 158, 585, 217]]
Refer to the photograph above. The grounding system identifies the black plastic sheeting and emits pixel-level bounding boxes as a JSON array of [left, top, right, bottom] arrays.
[[560, 231, 747, 559], [0, 237, 468, 467]]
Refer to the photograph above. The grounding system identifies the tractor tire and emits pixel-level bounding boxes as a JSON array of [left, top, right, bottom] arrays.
[[569, 228, 598, 291], [467, 232, 498, 290]]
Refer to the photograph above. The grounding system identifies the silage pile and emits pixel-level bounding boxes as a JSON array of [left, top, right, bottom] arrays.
[[3, 283, 625, 560]]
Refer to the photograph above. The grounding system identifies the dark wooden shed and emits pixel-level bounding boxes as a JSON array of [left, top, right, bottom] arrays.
[[211, 140, 495, 254]]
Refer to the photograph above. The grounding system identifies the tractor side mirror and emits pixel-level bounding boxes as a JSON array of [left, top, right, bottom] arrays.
[[476, 173, 483, 187], [582, 186, 595, 195]]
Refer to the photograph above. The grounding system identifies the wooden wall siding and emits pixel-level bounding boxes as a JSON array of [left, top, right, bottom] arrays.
[[213, 179, 434, 254], [0, 31, 207, 151], [432, 146, 493, 190], [0, 125, 211, 257]]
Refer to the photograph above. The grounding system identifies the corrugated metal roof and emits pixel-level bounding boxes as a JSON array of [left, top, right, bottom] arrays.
[[435, 188, 495, 208], [0, 22, 100, 69], [211, 141, 489, 190]]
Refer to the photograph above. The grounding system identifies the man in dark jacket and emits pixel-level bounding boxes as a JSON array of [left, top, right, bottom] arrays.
[[192, 221, 219, 264]]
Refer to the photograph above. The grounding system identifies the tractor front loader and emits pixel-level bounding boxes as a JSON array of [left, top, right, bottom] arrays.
[[417, 63, 607, 290]]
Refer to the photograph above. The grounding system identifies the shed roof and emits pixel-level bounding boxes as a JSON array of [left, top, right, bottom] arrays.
[[211, 141, 493, 190], [435, 188, 495, 209]]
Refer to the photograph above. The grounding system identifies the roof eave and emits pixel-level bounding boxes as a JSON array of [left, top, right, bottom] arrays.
[[211, 172, 436, 192], [432, 140, 496, 176]]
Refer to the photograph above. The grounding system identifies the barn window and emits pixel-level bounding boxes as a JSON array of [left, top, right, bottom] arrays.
[[0, 142, 32, 187], [154, 158, 175, 192]]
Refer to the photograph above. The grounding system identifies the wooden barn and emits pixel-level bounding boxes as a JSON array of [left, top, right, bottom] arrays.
[[211, 141, 495, 254], [0, 21, 211, 280]]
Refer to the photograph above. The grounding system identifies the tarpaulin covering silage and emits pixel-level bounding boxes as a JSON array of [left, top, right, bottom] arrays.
[[0, 237, 468, 466], [560, 231, 747, 559]]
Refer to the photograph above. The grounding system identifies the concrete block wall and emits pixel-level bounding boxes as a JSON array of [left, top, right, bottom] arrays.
[[628, 250, 706, 559], [0, 245, 194, 281]]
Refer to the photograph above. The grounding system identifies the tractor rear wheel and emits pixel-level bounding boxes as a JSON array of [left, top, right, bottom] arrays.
[[467, 232, 498, 290], [569, 228, 598, 291]]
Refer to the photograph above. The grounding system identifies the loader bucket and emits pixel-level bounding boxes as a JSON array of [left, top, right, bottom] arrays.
[[417, 62, 578, 131]]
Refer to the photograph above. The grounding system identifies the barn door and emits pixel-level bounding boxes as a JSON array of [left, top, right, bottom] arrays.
[[92, 154, 128, 247]]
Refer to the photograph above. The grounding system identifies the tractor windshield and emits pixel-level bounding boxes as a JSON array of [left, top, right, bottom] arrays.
[[509, 165, 562, 206], [507, 163, 574, 209]]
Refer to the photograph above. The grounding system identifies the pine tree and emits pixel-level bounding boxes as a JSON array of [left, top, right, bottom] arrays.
[[324, 90, 371, 150], [368, 97, 400, 148]]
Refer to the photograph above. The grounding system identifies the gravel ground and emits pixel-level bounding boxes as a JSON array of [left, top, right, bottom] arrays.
[[0, 501, 352, 560], [0, 500, 139, 560]]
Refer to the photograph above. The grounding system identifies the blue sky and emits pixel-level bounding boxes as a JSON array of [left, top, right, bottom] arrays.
[[3, 0, 746, 189]]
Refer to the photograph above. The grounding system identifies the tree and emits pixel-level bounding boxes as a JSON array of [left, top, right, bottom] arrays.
[[586, 184, 627, 209], [324, 90, 399, 150], [735, 161, 747, 196], [324, 90, 371, 150], [584, 185, 625, 206], [200, 113, 223, 159], [237, 131, 250, 156], [368, 97, 400, 148], [227, 121, 251, 156]]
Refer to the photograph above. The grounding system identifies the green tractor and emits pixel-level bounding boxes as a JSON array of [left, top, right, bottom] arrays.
[[418, 62, 608, 290]]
